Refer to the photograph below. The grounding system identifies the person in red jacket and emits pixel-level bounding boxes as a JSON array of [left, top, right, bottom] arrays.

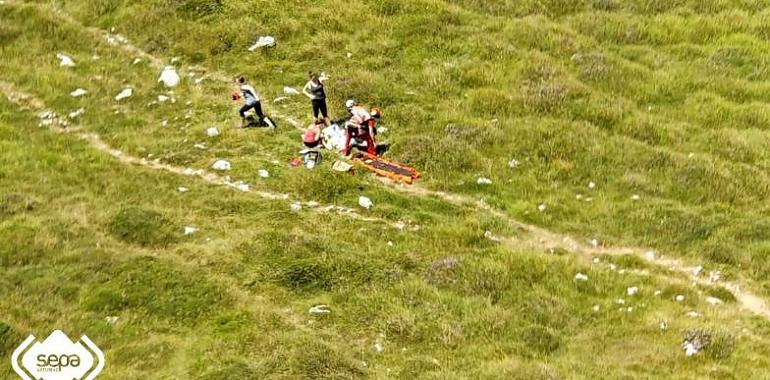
[[343, 99, 376, 156]]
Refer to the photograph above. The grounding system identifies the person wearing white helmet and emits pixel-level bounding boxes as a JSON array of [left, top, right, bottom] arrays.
[[344, 99, 376, 156]]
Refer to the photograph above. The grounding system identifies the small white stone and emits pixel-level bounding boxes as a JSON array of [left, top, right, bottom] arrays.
[[631, 194, 641, 201], [609, 264, 617, 271], [177, 187, 189, 193], [574, 273, 589, 281], [373, 343, 384, 353], [616, 298, 626, 305], [659, 321, 667, 331], [290, 202, 302, 211], [654, 290, 662, 296], [258, 169, 270, 178], [645, 251, 656, 261], [538, 204, 547, 212], [477, 177, 493, 185], [183, 226, 197, 235], [627, 287, 639, 296], [706, 297, 723, 306], [592, 257, 600, 264], [588, 182, 596, 189], [590, 239, 599, 247], [676, 295, 685, 302], [686, 311, 700, 318], [592, 305, 600, 312]]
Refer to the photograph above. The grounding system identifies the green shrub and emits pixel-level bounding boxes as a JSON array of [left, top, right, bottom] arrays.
[[109, 207, 178, 247], [520, 325, 561, 356], [0, 322, 19, 356]]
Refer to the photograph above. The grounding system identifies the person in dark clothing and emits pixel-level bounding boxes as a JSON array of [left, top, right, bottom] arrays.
[[302, 72, 330, 126], [236, 76, 264, 127]]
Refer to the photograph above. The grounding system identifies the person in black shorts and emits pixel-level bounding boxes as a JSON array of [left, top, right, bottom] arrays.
[[302, 72, 330, 126]]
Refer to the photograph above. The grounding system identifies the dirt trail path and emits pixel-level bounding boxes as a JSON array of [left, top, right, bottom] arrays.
[[6, 0, 770, 323]]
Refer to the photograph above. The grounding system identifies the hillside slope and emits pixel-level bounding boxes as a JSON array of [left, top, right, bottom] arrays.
[[2, 0, 770, 378]]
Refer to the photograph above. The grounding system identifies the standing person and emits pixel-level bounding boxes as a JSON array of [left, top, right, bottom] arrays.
[[343, 99, 376, 156], [236, 76, 264, 127], [302, 72, 330, 126]]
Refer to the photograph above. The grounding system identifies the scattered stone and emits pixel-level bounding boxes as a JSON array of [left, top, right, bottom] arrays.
[[158, 95, 170, 103], [373, 343, 384, 353], [627, 287, 639, 296], [212, 160, 231, 171], [660, 321, 667, 331], [626, 307, 634, 313], [68, 108, 85, 119], [645, 251, 656, 261], [306, 201, 319, 208], [283, 86, 300, 96], [258, 169, 270, 178], [609, 264, 617, 271], [508, 159, 519, 169], [590, 239, 599, 248], [654, 290, 662, 296], [477, 177, 493, 185], [308, 305, 331, 314], [708, 271, 721, 284], [183, 226, 197, 235], [177, 187, 189, 193], [105, 316, 118, 325], [538, 203, 547, 212], [387, 241, 394, 247], [358, 196, 373, 210], [588, 181, 596, 189], [158, 66, 180, 87], [686, 311, 700, 318], [692, 266, 703, 277], [616, 298, 626, 305], [592, 305, 600, 312], [706, 297, 723, 306], [575, 193, 583, 200], [132, 58, 142, 65], [574, 273, 589, 281], [248, 36, 276, 51], [206, 127, 220, 137], [57, 53, 75, 67], [193, 143, 206, 150], [290, 202, 302, 211], [70, 88, 88, 97], [592, 257, 600, 264], [235, 182, 250, 192], [631, 194, 641, 201], [115, 88, 133, 101]]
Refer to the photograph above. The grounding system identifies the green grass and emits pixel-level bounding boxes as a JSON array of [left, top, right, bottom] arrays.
[[3, 0, 770, 378]]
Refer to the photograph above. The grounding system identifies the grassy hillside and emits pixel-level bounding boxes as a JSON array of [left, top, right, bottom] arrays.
[[3, 0, 770, 378]]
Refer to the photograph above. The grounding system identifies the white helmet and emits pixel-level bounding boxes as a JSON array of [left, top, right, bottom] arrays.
[[345, 99, 355, 108]]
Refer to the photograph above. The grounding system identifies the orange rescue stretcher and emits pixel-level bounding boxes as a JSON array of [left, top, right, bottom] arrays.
[[353, 152, 421, 184]]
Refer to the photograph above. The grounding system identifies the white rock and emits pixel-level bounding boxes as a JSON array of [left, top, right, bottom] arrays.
[[306, 201, 319, 208], [387, 241, 394, 247], [708, 271, 721, 284], [161, 120, 168, 127], [686, 311, 700, 318], [206, 127, 220, 137], [158, 66, 180, 87], [358, 196, 374, 210], [248, 36, 276, 51], [68, 108, 85, 119], [283, 86, 300, 95], [654, 290, 662, 296], [373, 343, 384, 353], [258, 169, 270, 178], [115, 88, 133, 101], [177, 187, 189, 193], [57, 53, 75, 67], [290, 202, 302, 211], [193, 143, 206, 150], [609, 264, 617, 271], [627, 287, 639, 296], [158, 95, 170, 103], [706, 297, 723, 306], [588, 181, 596, 189], [537, 204, 547, 212], [692, 266, 703, 277], [508, 159, 519, 169], [308, 305, 331, 314], [616, 298, 626, 305], [660, 321, 667, 331], [132, 58, 142, 65], [574, 273, 589, 281], [683, 342, 699, 356], [183, 226, 197, 235], [105, 316, 119, 324], [626, 307, 634, 313], [70, 88, 88, 97], [592, 257, 600, 264], [212, 160, 231, 171], [592, 305, 600, 312], [477, 177, 492, 185], [590, 239, 599, 247], [645, 251, 656, 261], [676, 295, 685, 302], [631, 194, 641, 201], [576, 193, 583, 200], [235, 182, 250, 192], [347, 52, 353, 58]]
